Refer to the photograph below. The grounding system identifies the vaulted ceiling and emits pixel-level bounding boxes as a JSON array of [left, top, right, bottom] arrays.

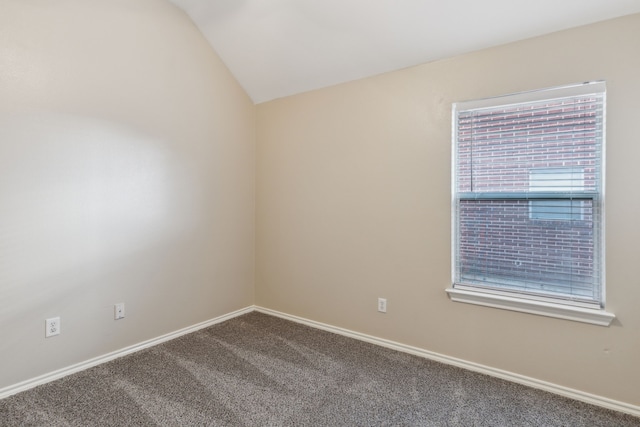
[[168, 0, 640, 104]]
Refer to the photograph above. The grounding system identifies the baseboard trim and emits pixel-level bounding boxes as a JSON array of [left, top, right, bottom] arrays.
[[254, 306, 640, 418], [0, 306, 253, 400], [4, 305, 638, 418]]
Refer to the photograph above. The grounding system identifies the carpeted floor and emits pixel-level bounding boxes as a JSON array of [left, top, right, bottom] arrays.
[[1, 312, 638, 426]]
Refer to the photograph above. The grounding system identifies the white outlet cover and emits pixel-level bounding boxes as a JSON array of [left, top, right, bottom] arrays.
[[114, 303, 125, 320], [45, 317, 60, 338], [378, 298, 387, 313]]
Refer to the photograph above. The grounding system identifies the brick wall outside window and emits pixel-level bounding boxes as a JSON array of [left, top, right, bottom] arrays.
[[455, 96, 601, 299]]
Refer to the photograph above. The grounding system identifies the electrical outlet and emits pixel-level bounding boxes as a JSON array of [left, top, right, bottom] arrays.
[[45, 317, 60, 338], [378, 298, 387, 313], [114, 303, 125, 320]]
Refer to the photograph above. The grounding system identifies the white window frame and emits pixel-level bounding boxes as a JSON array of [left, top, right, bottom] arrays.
[[446, 82, 614, 326]]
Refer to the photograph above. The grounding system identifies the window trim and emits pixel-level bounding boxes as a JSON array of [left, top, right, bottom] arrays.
[[445, 287, 614, 326], [448, 81, 613, 325]]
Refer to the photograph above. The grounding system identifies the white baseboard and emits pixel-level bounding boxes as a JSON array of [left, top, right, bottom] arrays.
[[3, 304, 638, 419], [0, 306, 253, 400], [254, 306, 640, 418]]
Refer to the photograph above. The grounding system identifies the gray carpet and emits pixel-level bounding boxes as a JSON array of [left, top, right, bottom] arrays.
[[1, 312, 638, 426]]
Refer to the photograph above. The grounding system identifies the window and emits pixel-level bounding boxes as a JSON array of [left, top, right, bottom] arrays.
[[447, 82, 614, 326]]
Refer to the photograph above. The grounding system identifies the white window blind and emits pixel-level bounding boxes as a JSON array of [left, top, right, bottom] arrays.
[[452, 82, 605, 308]]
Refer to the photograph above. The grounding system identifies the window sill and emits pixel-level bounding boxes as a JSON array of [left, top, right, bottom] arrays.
[[445, 288, 615, 326]]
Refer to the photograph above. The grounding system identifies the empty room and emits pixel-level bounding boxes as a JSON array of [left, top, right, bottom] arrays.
[[1, 0, 639, 425]]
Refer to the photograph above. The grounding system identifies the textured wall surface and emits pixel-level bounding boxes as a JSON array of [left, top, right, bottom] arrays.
[[0, 0, 255, 389], [256, 14, 640, 406]]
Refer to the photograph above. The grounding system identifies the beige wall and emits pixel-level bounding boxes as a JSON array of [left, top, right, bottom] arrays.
[[0, 0, 255, 389], [2, 0, 638, 409], [256, 14, 640, 405]]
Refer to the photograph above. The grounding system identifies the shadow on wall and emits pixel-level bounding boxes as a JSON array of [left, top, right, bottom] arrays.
[[0, 112, 199, 323]]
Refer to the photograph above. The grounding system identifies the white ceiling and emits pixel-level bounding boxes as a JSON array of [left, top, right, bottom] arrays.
[[169, 0, 640, 104]]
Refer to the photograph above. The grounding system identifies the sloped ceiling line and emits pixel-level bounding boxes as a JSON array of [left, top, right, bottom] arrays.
[[169, 0, 640, 104]]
